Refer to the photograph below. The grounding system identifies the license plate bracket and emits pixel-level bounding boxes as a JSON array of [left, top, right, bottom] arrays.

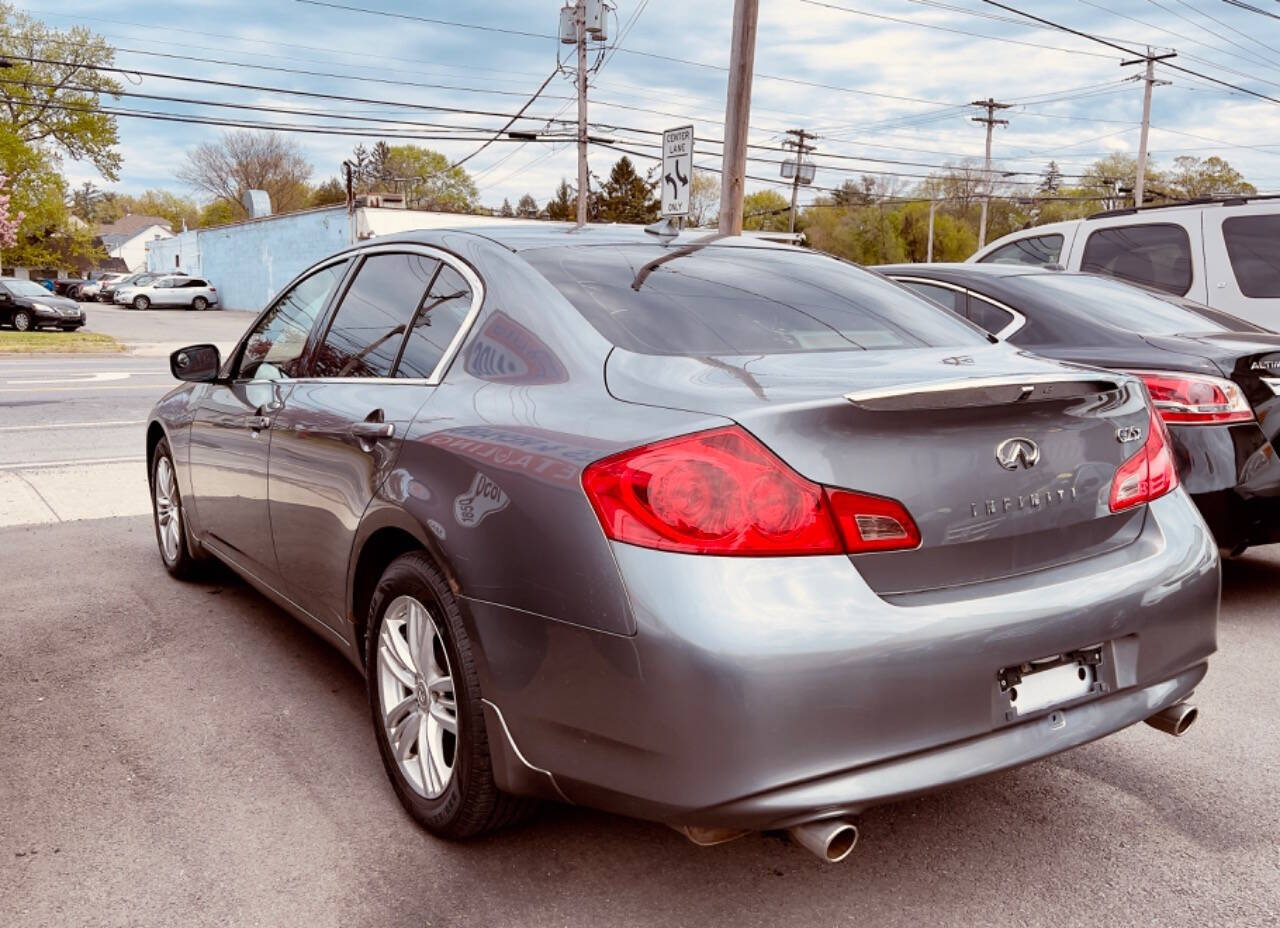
[[997, 647, 1104, 721]]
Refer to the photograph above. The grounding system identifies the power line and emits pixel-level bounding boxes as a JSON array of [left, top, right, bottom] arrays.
[[450, 70, 559, 170], [1222, 0, 1280, 22]]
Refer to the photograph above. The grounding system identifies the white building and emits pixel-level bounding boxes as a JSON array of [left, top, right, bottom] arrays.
[[98, 214, 174, 272], [146, 205, 548, 312]]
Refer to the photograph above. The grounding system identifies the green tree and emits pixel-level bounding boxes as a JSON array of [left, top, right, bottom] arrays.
[[596, 156, 659, 224], [0, 132, 101, 269], [370, 144, 477, 212], [544, 180, 574, 221], [1080, 153, 1163, 208], [100, 189, 201, 231], [895, 201, 977, 262], [742, 189, 790, 231], [499, 197, 515, 218], [308, 177, 347, 208], [515, 193, 539, 218], [1038, 161, 1063, 195], [0, 4, 123, 180], [802, 201, 907, 265], [688, 170, 720, 227], [1165, 155, 1255, 200], [197, 199, 236, 228]]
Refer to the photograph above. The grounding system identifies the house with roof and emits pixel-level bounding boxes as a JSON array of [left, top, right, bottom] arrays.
[[97, 214, 174, 271]]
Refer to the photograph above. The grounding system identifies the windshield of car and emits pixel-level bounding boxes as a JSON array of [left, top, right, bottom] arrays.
[[522, 244, 989, 355], [128, 274, 159, 287], [4, 280, 57, 298], [1005, 272, 1255, 336]]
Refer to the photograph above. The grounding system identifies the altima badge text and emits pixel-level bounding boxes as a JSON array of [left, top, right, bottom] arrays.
[[995, 437, 1040, 470]]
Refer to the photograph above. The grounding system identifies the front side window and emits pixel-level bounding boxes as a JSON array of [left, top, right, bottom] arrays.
[[979, 233, 1064, 266], [237, 260, 349, 381], [1080, 223, 1193, 295], [312, 252, 444, 378], [1223, 214, 1280, 298], [524, 245, 987, 355]]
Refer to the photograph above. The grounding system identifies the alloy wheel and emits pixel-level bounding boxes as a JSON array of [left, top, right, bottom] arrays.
[[13, 311, 31, 332], [153, 455, 182, 563], [376, 594, 458, 799]]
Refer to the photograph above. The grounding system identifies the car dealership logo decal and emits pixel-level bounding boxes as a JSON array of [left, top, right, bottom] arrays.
[[995, 437, 1040, 470], [454, 472, 509, 527]]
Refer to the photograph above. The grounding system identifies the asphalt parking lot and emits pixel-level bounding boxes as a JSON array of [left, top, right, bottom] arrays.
[[2, 323, 1279, 928]]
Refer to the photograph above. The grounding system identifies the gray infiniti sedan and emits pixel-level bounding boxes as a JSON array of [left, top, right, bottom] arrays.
[[145, 226, 1218, 862]]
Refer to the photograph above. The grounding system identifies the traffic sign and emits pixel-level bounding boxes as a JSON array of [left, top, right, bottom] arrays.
[[661, 125, 694, 218]]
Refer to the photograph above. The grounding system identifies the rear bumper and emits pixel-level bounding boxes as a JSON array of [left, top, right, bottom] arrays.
[[467, 489, 1219, 829], [1172, 420, 1280, 548]]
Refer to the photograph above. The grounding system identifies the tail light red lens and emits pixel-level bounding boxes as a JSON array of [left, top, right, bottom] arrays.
[[1129, 370, 1253, 425], [1109, 407, 1180, 512], [581, 426, 920, 556]]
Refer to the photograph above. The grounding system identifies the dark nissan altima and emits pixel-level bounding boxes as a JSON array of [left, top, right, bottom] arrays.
[[881, 263, 1280, 555], [146, 227, 1217, 861]]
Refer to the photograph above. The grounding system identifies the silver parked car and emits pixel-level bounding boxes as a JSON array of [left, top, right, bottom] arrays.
[[116, 274, 218, 310], [144, 227, 1217, 861]]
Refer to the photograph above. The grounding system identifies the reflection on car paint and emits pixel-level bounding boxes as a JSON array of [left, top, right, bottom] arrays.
[[424, 425, 615, 489], [463, 311, 569, 385]]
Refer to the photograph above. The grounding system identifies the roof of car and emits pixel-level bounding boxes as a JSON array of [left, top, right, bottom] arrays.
[[876, 262, 1062, 279], [364, 223, 804, 254]]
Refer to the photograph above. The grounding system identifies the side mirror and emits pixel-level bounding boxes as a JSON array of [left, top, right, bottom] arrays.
[[171, 343, 222, 383], [0, 292, 9, 302]]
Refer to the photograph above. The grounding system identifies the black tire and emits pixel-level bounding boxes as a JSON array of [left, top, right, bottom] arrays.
[[12, 309, 32, 332], [366, 551, 536, 839], [68, 286, 82, 300], [192, 296, 209, 311], [133, 295, 150, 311], [150, 438, 207, 580]]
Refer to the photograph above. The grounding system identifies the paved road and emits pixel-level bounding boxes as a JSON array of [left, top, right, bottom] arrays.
[[1, 513, 1277, 928], [0, 309, 254, 527]]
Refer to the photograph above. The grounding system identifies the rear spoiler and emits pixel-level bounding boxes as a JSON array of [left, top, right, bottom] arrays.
[[845, 372, 1129, 411]]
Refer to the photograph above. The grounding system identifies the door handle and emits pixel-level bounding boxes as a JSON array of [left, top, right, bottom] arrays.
[[349, 421, 395, 440], [246, 414, 271, 430]]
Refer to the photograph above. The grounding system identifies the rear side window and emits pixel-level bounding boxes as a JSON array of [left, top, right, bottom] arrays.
[[312, 253, 442, 378], [1081, 223, 1193, 296], [901, 281, 963, 313], [524, 245, 987, 355], [966, 295, 1016, 335], [978, 234, 1063, 266], [394, 265, 474, 379], [184, 279, 208, 288], [1223, 214, 1280, 298]]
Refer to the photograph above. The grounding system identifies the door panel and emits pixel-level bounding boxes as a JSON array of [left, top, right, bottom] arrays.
[[188, 379, 291, 576], [268, 383, 430, 630]]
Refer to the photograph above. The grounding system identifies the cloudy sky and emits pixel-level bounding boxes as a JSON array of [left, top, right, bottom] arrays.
[[23, 0, 1280, 210]]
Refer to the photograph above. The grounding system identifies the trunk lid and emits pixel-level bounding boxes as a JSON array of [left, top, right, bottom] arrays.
[[606, 344, 1151, 594]]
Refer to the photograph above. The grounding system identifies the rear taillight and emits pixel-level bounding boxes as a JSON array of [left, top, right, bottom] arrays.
[[581, 426, 919, 556], [1129, 370, 1253, 425], [1109, 407, 1180, 512]]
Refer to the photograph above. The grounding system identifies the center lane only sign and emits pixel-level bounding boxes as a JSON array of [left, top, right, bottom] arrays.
[[661, 125, 694, 218]]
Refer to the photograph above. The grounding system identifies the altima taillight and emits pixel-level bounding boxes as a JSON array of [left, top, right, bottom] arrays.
[[1110, 408, 1180, 512], [1128, 370, 1253, 425], [581, 426, 920, 556]]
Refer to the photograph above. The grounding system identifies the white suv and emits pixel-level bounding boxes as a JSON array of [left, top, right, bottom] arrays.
[[969, 198, 1280, 328], [115, 275, 219, 311]]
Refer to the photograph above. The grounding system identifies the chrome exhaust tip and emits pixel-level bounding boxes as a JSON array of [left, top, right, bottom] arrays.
[[788, 819, 859, 863], [1145, 701, 1199, 737]]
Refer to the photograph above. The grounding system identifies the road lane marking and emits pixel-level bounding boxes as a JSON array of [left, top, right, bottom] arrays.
[[0, 455, 143, 470], [4, 372, 133, 384], [0, 384, 170, 393], [0, 419, 147, 432]]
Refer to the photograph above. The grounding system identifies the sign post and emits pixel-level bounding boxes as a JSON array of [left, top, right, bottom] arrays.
[[661, 125, 694, 220]]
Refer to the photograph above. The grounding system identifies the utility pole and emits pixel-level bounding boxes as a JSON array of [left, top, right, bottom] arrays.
[[575, 0, 589, 228], [971, 98, 1010, 249], [926, 196, 938, 262], [783, 129, 817, 235], [718, 0, 760, 236], [1122, 48, 1175, 208]]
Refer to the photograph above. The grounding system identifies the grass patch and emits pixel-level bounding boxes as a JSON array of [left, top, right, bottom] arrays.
[[0, 330, 125, 354]]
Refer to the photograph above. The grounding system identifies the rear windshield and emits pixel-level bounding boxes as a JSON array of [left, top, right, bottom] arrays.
[[521, 244, 988, 355], [1004, 273, 1259, 336]]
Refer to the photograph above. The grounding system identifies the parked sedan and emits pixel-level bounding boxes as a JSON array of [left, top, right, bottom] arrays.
[[881, 263, 1280, 554], [0, 278, 86, 330], [146, 229, 1216, 861], [116, 275, 218, 310], [77, 272, 129, 301]]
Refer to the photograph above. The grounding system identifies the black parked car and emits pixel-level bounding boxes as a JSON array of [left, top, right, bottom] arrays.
[[0, 279, 86, 331], [879, 263, 1280, 553]]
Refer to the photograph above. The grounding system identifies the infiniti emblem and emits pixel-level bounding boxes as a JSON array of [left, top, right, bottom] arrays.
[[996, 437, 1040, 470]]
